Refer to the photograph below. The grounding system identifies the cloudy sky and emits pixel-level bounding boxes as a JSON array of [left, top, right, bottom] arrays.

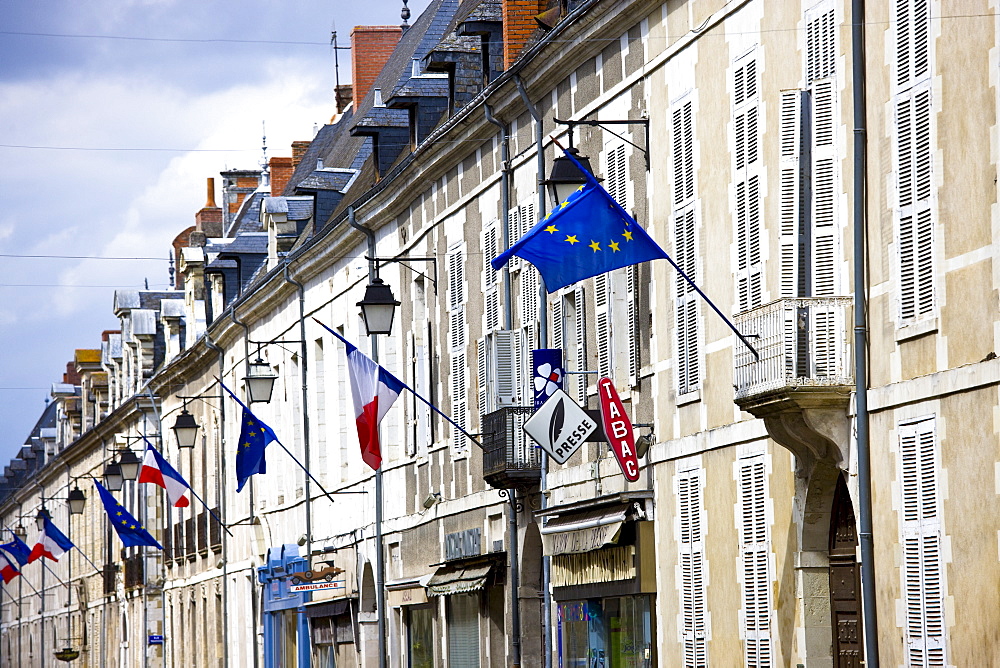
[[0, 0, 430, 466]]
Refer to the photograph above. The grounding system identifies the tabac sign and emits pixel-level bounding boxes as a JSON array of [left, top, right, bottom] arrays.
[[597, 377, 639, 482]]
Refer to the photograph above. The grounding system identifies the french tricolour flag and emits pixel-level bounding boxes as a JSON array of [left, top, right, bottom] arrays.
[[138, 442, 191, 508], [0, 549, 20, 584], [346, 340, 404, 470], [28, 517, 75, 563]]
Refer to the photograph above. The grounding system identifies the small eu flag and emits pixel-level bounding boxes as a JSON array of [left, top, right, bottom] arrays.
[[0, 534, 32, 566], [492, 148, 669, 291], [95, 480, 163, 549], [235, 406, 278, 492]]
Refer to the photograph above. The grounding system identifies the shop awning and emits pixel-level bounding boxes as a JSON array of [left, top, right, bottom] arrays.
[[304, 599, 352, 618], [540, 504, 630, 556], [426, 562, 495, 597]]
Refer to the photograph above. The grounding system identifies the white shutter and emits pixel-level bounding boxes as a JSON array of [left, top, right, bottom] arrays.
[[551, 293, 564, 352], [738, 453, 772, 668], [898, 418, 947, 666], [677, 467, 708, 667], [573, 286, 587, 403], [606, 143, 629, 210], [779, 90, 805, 299], [626, 264, 640, 386], [733, 54, 763, 313], [811, 78, 839, 297], [483, 220, 500, 333], [895, 0, 930, 89], [806, 4, 836, 84], [477, 337, 489, 419], [594, 273, 611, 379], [520, 264, 539, 402], [479, 330, 519, 416], [448, 244, 469, 444], [896, 86, 934, 322], [675, 209, 699, 395]]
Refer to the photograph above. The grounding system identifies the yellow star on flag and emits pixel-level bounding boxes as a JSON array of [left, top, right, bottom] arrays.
[[589, 241, 601, 252], [565, 235, 579, 245], [544, 225, 558, 233], [609, 241, 621, 252], [622, 229, 633, 241]]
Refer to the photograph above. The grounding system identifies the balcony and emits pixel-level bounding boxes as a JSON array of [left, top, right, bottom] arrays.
[[733, 297, 854, 467], [482, 406, 540, 490]]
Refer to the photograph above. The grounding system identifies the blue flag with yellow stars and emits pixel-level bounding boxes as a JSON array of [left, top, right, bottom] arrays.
[[94, 480, 163, 549], [492, 148, 669, 291], [235, 406, 278, 493]]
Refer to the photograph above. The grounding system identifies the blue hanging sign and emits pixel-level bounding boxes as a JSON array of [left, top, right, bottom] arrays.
[[532, 349, 564, 410]]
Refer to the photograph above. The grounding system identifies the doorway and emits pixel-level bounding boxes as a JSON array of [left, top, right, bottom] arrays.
[[828, 474, 861, 667]]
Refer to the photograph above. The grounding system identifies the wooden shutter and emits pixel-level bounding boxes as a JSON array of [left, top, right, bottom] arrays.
[[779, 90, 806, 299], [448, 244, 468, 441], [734, 54, 763, 313], [673, 96, 700, 395], [806, 4, 836, 84], [898, 418, 947, 666], [626, 264, 640, 387], [897, 86, 934, 322], [811, 78, 839, 297], [520, 264, 539, 402], [677, 467, 708, 667], [573, 287, 587, 403], [606, 143, 629, 210], [895, 0, 930, 89], [594, 273, 611, 379], [483, 220, 500, 333], [738, 452, 772, 667]]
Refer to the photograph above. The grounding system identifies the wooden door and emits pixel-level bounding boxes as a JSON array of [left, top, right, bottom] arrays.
[[829, 475, 862, 668]]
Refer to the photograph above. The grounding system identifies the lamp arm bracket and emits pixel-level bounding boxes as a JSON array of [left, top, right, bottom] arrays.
[[365, 255, 438, 295], [552, 117, 650, 171]]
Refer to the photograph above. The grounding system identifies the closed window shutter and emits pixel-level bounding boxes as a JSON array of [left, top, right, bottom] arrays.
[[573, 287, 587, 403], [483, 220, 500, 333], [896, 0, 930, 89], [551, 293, 564, 352], [626, 264, 640, 386], [779, 90, 806, 299], [594, 273, 611, 379], [677, 467, 708, 667], [606, 143, 629, 210], [673, 97, 700, 395], [520, 264, 539, 402], [734, 55, 763, 313], [806, 5, 836, 84], [899, 418, 947, 666], [448, 244, 468, 441], [738, 453, 772, 667]]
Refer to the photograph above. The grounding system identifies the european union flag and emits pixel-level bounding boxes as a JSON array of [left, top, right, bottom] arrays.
[[235, 406, 278, 493], [95, 480, 163, 549], [0, 534, 31, 566], [492, 148, 669, 291]]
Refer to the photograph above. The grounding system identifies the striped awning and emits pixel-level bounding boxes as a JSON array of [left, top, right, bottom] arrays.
[[539, 504, 630, 556], [425, 563, 494, 597]]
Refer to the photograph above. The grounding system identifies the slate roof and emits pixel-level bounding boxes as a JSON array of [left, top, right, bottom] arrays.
[[216, 232, 268, 255], [388, 74, 451, 101], [294, 169, 356, 193]]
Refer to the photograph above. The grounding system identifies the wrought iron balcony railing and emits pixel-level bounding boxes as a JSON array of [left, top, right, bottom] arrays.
[[734, 297, 854, 402], [481, 406, 540, 490]]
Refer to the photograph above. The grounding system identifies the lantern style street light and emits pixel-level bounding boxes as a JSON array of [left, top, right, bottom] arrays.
[[541, 146, 598, 207], [13, 524, 26, 541], [103, 460, 124, 492], [357, 277, 400, 336], [117, 448, 142, 482], [244, 356, 278, 404], [67, 487, 86, 515], [172, 407, 200, 449], [35, 508, 50, 531]]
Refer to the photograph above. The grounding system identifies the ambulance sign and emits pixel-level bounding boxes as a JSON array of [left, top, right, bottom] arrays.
[[597, 377, 640, 482]]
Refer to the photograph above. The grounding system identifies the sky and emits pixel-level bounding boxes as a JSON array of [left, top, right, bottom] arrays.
[[0, 0, 431, 467]]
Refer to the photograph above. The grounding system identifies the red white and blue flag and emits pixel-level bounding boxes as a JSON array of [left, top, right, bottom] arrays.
[[27, 516, 75, 563], [0, 548, 20, 584], [138, 442, 191, 508], [345, 340, 404, 470]]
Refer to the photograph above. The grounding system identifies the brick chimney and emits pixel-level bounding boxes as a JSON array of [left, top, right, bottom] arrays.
[[335, 84, 354, 115], [63, 361, 81, 386], [269, 157, 294, 196], [292, 141, 311, 171], [503, 0, 545, 69], [195, 178, 223, 237], [351, 26, 402, 112]]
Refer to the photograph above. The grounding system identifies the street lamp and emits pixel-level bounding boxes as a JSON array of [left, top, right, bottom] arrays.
[[244, 356, 278, 404], [103, 460, 124, 492], [35, 508, 50, 531], [67, 487, 86, 515], [117, 448, 142, 482], [13, 524, 26, 541], [172, 407, 200, 449], [357, 277, 400, 336], [541, 146, 598, 207]]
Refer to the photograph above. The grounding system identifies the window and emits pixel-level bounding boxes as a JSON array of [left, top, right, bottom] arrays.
[[673, 96, 700, 395], [557, 596, 655, 666], [738, 450, 772, 667], [448, 243, 469, 449], [447, 593, 480, 667], [898, 417, 947, 666], [894, 0, 934, 324], [551, 288, 587, 404], [733, 52, 763, 313], [677, 465, 708, 667], [408, 604, 435, 668]]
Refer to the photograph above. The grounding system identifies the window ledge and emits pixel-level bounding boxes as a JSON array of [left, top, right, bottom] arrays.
[[896, 317, 938, 343], [677, 389, 701, 406]]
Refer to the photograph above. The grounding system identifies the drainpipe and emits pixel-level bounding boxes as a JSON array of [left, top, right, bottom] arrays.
[[515, 73, 551, 668], [851, 0, 878, 665], [485, 102, 521, 668], [282, 262, 313, 668], [204, 333, 231, 668], [349, 207, 387, 668]]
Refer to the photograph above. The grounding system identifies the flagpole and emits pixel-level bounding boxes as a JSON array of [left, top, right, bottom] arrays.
[[216, 379, 359, 507], [313, 319, 484, 448], [550, 137, 761, 361]]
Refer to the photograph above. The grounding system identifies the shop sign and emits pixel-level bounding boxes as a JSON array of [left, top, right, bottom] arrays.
[[388, 586, 428, 607], [523, 389, 596, 464], [290, 580, 346, 593], [597, 378, 639, 482], [445, 528, 481, 561]]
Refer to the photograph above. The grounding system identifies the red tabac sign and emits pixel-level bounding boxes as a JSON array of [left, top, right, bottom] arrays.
[[597, 377, 640, 482]]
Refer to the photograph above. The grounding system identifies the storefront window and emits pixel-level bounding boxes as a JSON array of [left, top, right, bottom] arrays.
[[557, 596, 654, 668], [447, 593, 480, 667], [407, 604, 435, 668]]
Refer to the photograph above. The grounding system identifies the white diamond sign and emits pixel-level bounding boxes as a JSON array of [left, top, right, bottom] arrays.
[[522, 389, 597, 464]]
